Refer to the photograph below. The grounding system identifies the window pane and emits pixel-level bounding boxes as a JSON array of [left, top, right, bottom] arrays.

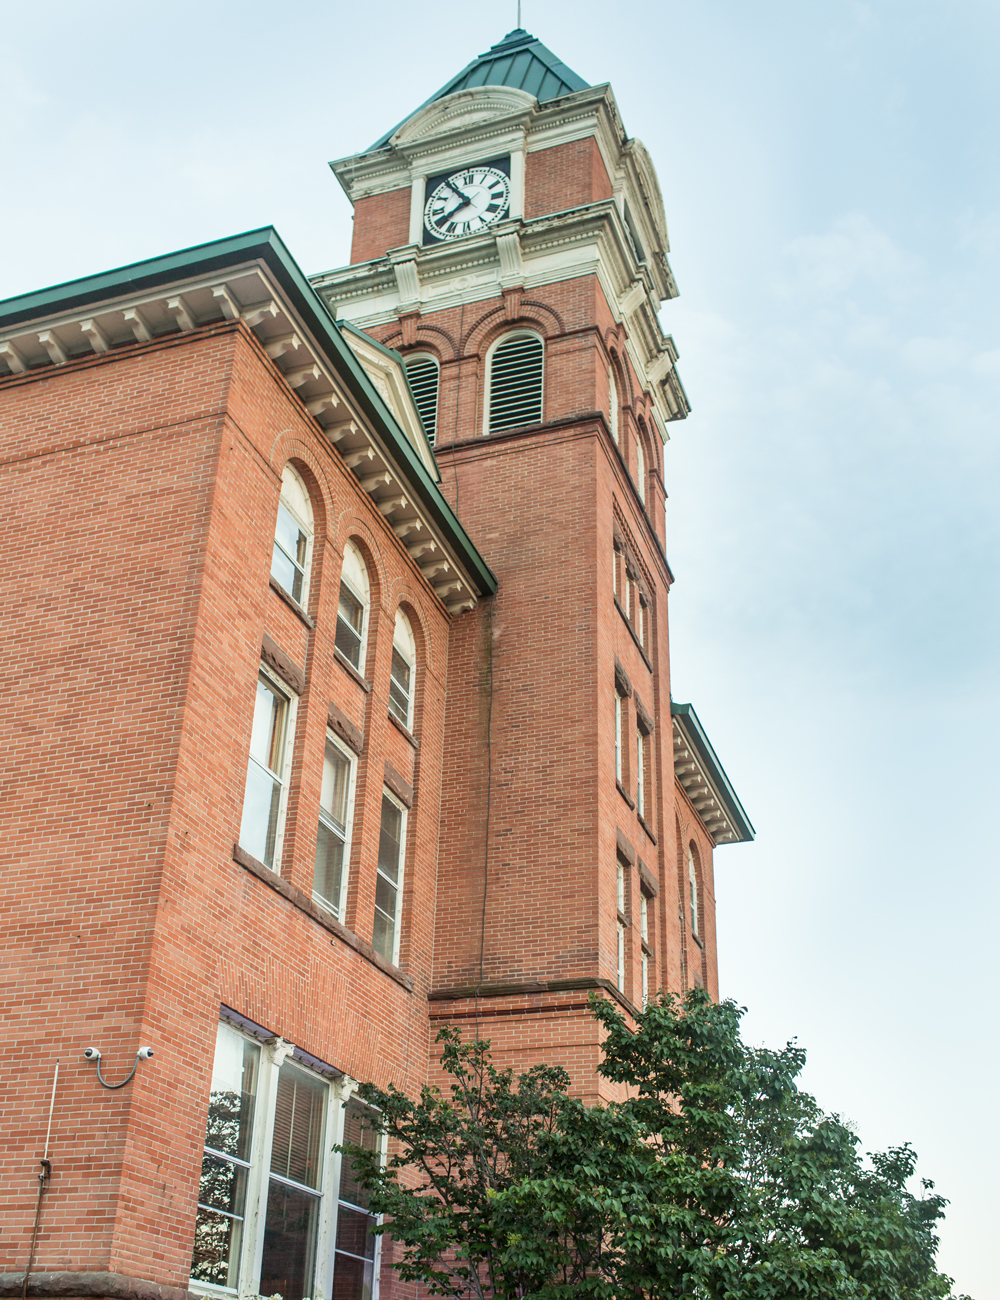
[[240, 760, 282, 867], [377, 797, 402, 884], [205, 1027, 259, 1160], [340, 1100, 378, 1209], [275, 501, 308, 568], [372, 906, 394, 961], [336, 1206, 376, 1260], [260, 1179, 320, 1300], [388, 648, 411, 724], [336, 585, 365, 668], [270, 1063, 326, 1189], [191, 1203, 243, 1288], [250, 676, 287, 773], [321, 744, 351, 827], [198, 1151, 248, 1216], [314, 821, 345, 914], [332, 1252, 373, 1300], [374, 873, 397, 921]]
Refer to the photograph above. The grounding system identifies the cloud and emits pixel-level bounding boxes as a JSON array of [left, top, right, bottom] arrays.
[[779, 213, 920, 299]]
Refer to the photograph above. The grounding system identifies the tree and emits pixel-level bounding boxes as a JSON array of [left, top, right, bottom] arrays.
[[339, 990, 969, 1300]]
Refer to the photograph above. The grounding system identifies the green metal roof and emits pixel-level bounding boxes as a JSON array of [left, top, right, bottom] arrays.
[[671, 703, 755, 845], [367, 29, 589, 152], [0, 228, 497, 599]]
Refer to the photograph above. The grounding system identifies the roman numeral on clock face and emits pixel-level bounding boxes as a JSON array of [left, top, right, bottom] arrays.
[[423, 164, 511, 242]]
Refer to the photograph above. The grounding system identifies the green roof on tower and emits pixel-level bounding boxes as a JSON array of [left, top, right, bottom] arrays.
[[367, 29, 590, 152]]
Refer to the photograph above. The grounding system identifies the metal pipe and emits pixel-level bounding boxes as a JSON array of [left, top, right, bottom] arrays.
[[21, 1059, 59, 1300]]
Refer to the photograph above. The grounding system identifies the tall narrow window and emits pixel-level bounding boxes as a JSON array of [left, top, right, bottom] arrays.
[[636, 435, 646, 506], [373, 792, 406, 963], [487, 333, 543, 432], [271, 464, 313, 605], [404, 354, 440, 446], [640, 891, 648, 943], [389, 609, 416, 729], [688, 846, 700, 937], [314, 737, 354, 917], [336, 541, 370, 672], [614, 693, 623, 784], [191, 1023, 260, 1291], [616, 920, 626, 992], [336, 1100, 379, 1299], [240, 671, 293, 869], [641, 950, 649, 1008], [634, 728, 644, 816], [259, 1062, 328, 1300], [608, 368, 619, 445]]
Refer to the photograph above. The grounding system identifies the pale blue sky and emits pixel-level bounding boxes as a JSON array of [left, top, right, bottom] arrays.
[[2, 3, 996, 1292]]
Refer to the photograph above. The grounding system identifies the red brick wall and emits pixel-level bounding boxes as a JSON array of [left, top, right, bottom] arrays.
[[351, 187, 411, 263], [524, 137, 614, 219], [0, 323, 451, 1290]]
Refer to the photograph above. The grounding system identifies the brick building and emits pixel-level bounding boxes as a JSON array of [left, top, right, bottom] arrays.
[[0, 29, 752, 1300]]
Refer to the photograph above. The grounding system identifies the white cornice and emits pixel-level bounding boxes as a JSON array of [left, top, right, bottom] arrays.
[[311, 201, 689, 435]]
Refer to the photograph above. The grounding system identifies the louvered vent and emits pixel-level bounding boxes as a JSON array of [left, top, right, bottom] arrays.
[[488, 335, 544, 433], [404, 356, 439, 446]]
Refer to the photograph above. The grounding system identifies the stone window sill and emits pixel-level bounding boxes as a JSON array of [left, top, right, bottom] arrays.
[[269, 576, 316, 630], [334, 647, 372, 693], [233, 844, 413, 992], [616, 780, 635, 810], [638, 813, 657, 845]]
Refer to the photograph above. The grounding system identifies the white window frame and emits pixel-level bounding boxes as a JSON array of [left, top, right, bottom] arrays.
[[190, 1023, 380, 1300], [271, 464, 314, 608], [336, 541, 370, 674], [608, 366, 619, 445], [688, 846, 700, 937], [614, 692, 623, 785], [636, 727, 646, 818], [483, 329, 544, 435], [238, 664, 298, 871], [374, 789, 407, 966], [635, 435, 646, 506], [388, 609, 416, 731], [616, 921, 626, 993], [641, 950, 649, 1008], [313, 733, 357, 920], [640, 892, 650, 1009]]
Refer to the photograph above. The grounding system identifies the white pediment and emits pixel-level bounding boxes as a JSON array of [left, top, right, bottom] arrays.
[[391, 87, 537, 146]]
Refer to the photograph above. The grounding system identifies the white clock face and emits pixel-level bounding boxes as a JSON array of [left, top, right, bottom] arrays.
[[423, 166, 511, 241]]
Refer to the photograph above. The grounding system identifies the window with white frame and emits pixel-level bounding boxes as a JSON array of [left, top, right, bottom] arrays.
[[335, 1099, 380, 1297], [487, 332, 543, 433], [239, 669, 295, 869], [190, 1022, 378, 1300], [335, 541, 369, 672], [640, 891, 650, 1009], [688, 845, 700, 937], [636, 434, 646, 506], [614, 692, 623, 785], [404, 353, 440, 447], [313, 736, 355, 918], [616, 859, 626, 993], [373, 792, 406, 963], [608, 367, 619, 445], [388, 608, 416, 729], [636, 727, 646, 819], [271, 464, 313, 606]]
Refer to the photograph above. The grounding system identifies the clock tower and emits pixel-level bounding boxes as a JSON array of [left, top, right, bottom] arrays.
[[311, 29, 751, 1097]]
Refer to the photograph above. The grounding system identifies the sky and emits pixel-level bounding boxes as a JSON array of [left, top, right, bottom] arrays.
[[2, 2, 997, 1292]]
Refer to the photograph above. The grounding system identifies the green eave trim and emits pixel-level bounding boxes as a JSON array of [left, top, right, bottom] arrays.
[[366, 28, 589, 152], [0, 227, 496, 599], [671, 703, 755, 843]]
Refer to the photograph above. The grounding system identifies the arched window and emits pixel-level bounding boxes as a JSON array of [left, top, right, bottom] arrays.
[[487, 332, 543, 433], [271, 464, 313, 605], [608, 367, 619, 445], [335, 541, 370, 672], [388, 608, 416, 730], [687, 845, 700, 937], [636, 433, 646, 506], [404, 353, 440, 446]]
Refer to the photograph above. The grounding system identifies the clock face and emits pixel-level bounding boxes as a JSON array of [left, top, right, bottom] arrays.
[[423, 166, 511, 242]]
